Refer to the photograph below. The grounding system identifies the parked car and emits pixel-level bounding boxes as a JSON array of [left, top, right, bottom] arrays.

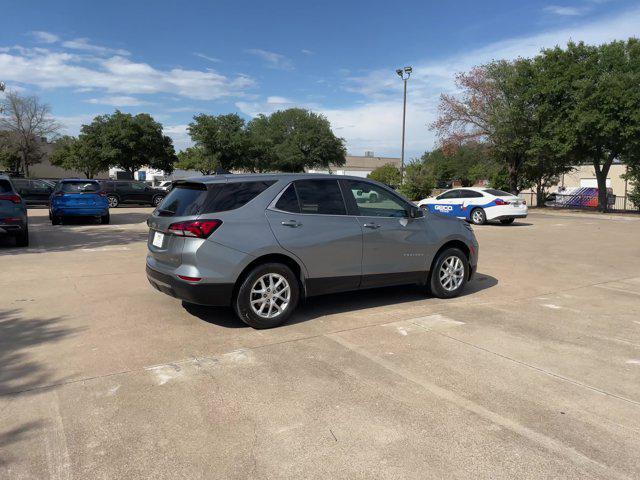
[[157, 180, 173, 191], [98, 180, 166, 208], [146, 174, 479, 329], [417, 187, 528, 225], [10, 178, 54, 206], [0, 175, 29, 246], [49, 179, 110, 225]]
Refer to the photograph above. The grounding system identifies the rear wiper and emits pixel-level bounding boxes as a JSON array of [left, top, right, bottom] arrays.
[[156, 208, 175, 216]]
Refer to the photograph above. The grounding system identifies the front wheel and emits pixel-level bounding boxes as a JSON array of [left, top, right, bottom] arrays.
[[107, 195, 119, 208], [152, 195, 164, 207], [500, 218, 515, 225], [233, 263, 299, 329], [429, 248, 469, 299], [470, 208, 486, 225]]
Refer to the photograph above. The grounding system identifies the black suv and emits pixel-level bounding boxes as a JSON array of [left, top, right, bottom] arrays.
[[99, 180, 166, 208], [11, 178, 55, 205]]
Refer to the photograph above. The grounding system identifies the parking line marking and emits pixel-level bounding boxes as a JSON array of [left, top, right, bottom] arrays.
[[327, 333, 633, 480]]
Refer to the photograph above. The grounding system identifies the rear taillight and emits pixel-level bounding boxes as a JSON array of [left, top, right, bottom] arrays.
[[168, 219, 222, 239], [0, 194, 21, 204], [495, 199, 509, 206], [99, 191, 107, 197]]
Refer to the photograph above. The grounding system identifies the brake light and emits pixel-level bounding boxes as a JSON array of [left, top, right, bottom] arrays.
[[99, 191, 107, 197], [495, 199, 509, 206], [168, 219, 222, 238], [0, 194, 21, 204], [177, 275, 202, 282]]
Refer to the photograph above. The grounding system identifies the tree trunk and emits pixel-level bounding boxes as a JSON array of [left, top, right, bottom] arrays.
[[508, 162, 519, 194], [536, 180, 545, 208], [594, 158, 612, 213]]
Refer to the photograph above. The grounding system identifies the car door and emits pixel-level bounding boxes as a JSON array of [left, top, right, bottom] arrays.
[[128, 181, 149, 203], [265, 179, 363, 296], [29, 180, 53, 205], [343, 179, 433, 288]]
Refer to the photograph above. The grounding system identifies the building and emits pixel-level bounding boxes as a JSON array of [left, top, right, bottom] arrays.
[[307, 152, 401, 178]]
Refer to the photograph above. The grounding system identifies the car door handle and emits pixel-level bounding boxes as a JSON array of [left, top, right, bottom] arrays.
[[363, 223, 381, 229], [281, 220, 302, 228]]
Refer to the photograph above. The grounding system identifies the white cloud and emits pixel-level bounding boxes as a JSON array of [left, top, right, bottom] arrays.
[[163, 124, 192, 151], [30, 31, 60, 44], [61, 38, 130, 56], [245, 48, 293, 70], [0, 49, 255, 100], [85, 95, 151, 107], [301, 49, 314, 55], [543, 5, 587, 16], [193, 52, 221, 63]]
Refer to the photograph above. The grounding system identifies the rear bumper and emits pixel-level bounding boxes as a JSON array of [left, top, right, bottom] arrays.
[[493, 213, 528, 221], [52, 207, 108, 216], [146, 265, 234, 306]]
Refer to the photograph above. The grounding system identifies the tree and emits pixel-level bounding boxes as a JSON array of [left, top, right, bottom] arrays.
[[187, 114, 247, 172], [50, 135, 108, 178], [398, 162, 435, 200], [246, 108, 346, 172], [0, 91, 62, 176], [422, 143, 494, 187], [368, 163, 401, 188], [0, 131, 21, 172], [539, 40, 640, 211], [176, 146, 220, 175], [81, 111, 176, 177]]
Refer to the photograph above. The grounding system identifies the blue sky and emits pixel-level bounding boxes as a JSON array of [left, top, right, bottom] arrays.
[[1, 0, 640, 160]]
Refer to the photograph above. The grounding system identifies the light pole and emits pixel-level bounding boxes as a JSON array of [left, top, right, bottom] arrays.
[[396, 66, 412, 182]]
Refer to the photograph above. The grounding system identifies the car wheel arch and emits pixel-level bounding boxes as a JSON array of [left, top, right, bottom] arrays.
[[233, 252, 308, 302], [429, 239, 472, 279]]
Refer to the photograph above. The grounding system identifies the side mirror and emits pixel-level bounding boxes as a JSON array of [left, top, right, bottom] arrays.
[[408, 207, 424, 218]]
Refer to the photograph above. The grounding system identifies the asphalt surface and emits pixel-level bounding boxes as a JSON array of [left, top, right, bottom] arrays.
[[1, 208, 639, 479]]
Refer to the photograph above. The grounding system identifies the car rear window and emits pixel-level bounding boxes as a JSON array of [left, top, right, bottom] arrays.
[[59, 181, 101, 193], [159, 181, 275, 216], [0, 179, 14, 194], [483, 189, 513, 197]]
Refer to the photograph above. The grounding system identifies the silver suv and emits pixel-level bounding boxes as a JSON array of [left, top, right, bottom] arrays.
[[146, 174, 479, 328]]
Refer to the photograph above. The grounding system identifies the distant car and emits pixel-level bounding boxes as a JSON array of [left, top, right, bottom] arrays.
[[10, 178, 55, 205], [49, 179, 110, 225], [98, 180, 166, 208], [0, 175, 29, 246], [417, 187, 528, 225]]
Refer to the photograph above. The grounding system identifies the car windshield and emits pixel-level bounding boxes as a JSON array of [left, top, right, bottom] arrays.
[[483, 189, 513, 197], [60, 181, 101, 193]]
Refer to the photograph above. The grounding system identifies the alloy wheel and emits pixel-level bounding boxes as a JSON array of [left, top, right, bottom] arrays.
[[439, 256, 465, 292], [250, 273, 291, 319]]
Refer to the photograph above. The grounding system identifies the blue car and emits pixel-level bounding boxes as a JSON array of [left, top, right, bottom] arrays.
[[49, 179, 110, 225], [0, 174, 29, 246]]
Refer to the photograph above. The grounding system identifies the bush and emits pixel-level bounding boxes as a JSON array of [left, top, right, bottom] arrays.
[[368, 163, 401, 188]]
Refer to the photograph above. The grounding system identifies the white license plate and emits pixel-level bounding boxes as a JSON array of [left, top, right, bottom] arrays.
[[152, 231, 165, 247]]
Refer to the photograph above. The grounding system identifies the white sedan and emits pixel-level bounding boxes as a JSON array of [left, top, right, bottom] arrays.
[[417, 187, 528, 225]]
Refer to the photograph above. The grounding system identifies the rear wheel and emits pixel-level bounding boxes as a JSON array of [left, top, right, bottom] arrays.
[[429, 248, 468, 299], [101, 212, 110, 224], [500, 218, 515, 225], [107, 195, 119, 208], [52, 215, 61, 225], [15, 225, 29, 247], [152, 195, 164, 207], [233, 263, 299, 329], [470, 208, 486, 225]]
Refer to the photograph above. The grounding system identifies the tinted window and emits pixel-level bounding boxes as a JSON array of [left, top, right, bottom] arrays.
[[159, 181, 275, 216], [0, 179, 14, 194], [436, 190, 461, 200], [294, 180, 346, 215], [275, 184, 300, 213], [347, 180, 408, 218], [11, 178, 28, 190], [459, 189, 484, 198], [130, 182, 146, 190], [59, 181, 101, 193], [483, 189, 513, 197]]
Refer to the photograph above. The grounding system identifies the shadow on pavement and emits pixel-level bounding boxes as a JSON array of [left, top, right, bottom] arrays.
[[184, 273, 498, 328], [0, 309, 80, 395]]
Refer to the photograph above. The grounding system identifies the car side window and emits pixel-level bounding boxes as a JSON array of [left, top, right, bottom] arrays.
[[275, 184, 300, 213], [458, 189, 484, 198], [436, 190, 459, 200], [346, 180, 408, 218], [131, 182, 145, 190], [293, 180, 346, 215]]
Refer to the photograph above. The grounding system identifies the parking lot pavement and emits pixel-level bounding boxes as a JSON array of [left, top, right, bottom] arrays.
[[1, 208, 639, 479]]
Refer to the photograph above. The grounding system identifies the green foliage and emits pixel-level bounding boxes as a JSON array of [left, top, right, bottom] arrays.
[[187, 113, 247, 172], [0, 132, 21, 172], [50, 135, 108, 178], [398, 162, 435, 200], [246, 109, 346, 172], [82, 111, 177, 176], [368, 163, 401, 188], [176, 146, 220, 175], [421, 143, 494, 187]]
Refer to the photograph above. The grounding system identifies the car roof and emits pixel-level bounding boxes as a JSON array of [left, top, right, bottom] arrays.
[[176, 173, 374, 184], [59, 178, 100, 182]]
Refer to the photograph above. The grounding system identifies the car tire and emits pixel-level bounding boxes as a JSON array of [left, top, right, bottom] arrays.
[[107, 195, 119, 208], [52, 215, 61, 225], [152, 195, 164, 207], [101, 213, 110, 224], [499, 218, 515, 225], [429, 248, 469, 299], [470, 208, 486, 225], [233, 263, 300, 329], [15, 226, 29, 247]]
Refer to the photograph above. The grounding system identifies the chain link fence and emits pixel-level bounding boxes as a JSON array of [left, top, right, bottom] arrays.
[[518, 192, 639, 212]]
